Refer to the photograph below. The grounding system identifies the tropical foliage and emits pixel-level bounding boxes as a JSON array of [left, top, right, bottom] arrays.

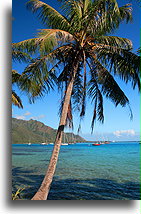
[[12, 187, 25, 200], [13, 0, 140, 200], [12, 70, 23, 108], [12, 48, 32, 108], [14, 0, 140, 128], [12, 47, 45, 107]]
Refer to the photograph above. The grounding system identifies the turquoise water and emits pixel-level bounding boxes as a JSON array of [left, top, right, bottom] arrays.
[[12, 143, 140, 200]]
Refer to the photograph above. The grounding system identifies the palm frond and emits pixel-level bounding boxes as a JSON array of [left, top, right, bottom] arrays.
[[19, 45, 73, 102], [89, 57, 130, 107], [87, 70, 104, 132], [113, 51, 140, 90], [12, 49, 32, 62], [84, 0, 91, 12], [96, 47, 140, 91], [12, 70, 24, 108], [22, 60, 56, 97], [37, 29, 74, 54], [18, 75, 47, 103], [61, 0, 85, 32], [12, 70, 22, 84], [94, 36, 132, 50], [85, 1, 132, 36], [13, 29, 74, 56], [119, 3, 133, 23], [27, 0, 70, 30], [12, 90, 23, 108], [86, 59, 104, 131], [21, 44, 73, 99], [13, 38, 40, 55], [71, 66, 83, 112]]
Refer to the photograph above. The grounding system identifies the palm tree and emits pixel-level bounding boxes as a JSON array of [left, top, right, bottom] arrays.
[[14, 0, 140, 200]]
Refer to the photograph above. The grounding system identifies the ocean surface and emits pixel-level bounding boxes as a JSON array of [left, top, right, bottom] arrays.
[[12, 142, 140, 200]]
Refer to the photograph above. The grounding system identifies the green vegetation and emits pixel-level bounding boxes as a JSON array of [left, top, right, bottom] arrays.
[[12, 118, 85, 144], [12, 47, 44, 108], [12, 48, 31, 108], [12, 187, 25, 200]]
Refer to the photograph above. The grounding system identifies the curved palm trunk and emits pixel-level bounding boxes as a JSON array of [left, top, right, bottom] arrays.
[[31, 57, 79, 200]]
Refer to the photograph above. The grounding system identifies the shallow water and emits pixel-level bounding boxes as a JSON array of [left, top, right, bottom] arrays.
[[12, 142, 140, 200]]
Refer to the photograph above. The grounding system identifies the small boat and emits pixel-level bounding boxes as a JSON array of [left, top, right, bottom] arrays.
[[28, 143, 31, 145], [92, 142, 101, 146]]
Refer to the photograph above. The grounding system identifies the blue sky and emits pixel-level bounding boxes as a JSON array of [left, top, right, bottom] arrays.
[[12, 0, 140, 141]]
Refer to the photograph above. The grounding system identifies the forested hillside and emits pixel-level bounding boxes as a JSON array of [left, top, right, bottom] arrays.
[[12, 118, 86, 144]]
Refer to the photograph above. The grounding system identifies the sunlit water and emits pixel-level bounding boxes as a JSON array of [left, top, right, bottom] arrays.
[[12, 142, 140, 200]]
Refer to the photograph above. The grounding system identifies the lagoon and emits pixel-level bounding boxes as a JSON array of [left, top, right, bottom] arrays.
[[12, 142, 140, 200]]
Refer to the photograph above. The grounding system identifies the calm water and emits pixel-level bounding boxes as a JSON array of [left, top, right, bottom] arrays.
[[12, 142, 140, 200]]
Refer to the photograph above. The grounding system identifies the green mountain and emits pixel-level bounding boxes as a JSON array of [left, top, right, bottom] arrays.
[[12, 118, 86, 144]]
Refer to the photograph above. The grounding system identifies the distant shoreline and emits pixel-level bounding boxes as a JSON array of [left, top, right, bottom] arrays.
[[12, 141, 140, 145]]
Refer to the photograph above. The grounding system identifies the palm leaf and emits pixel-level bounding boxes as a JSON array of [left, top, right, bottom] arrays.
[[12, 90, 23, 108], [83, 0, 91, 13], [99, 67, 129, 107], [71, 66, 83, 112], [94, 36, 132, 50], [86, 59, 104, 131], [13, 38, 40, 55], [37, 29, 74, 54], [22, 59, 56, 96], [89, 57, 130, 107], [27, 0, 70, 30], [61, 0, 87, 32], [12, 49, 32, 62], [12, 70, 22, 84], [18, 75, 46, 103], [19, 45, 73, 102], [87, 70, 104, 132], [13, 29, 74, 55], [85, 1, 132, 36], [96, 47, 140, 91]]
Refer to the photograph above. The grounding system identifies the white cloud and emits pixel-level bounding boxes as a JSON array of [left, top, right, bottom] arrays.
[[15, 115, 25, 120], [15, 111, 31, 120], [15, 113, 45, 121], [113, 129, 135, 137], [24, 111, 31, 116]]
